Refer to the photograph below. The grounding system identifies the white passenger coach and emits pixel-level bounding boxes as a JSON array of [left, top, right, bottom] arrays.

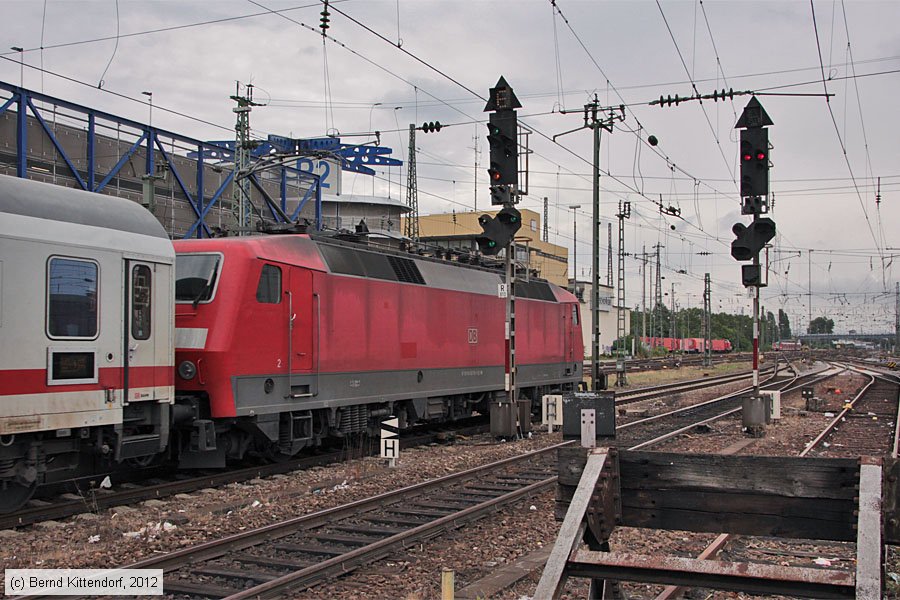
[[0, 174, 174, 510]]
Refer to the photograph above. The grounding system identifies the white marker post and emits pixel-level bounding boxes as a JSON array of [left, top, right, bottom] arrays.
[[380, 417, 400, 468]]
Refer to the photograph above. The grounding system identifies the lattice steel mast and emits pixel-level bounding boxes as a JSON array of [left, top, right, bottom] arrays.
[[615, 200, 630, 386], [404, 124, 419, 243], [231, 82, 261, 235], [703, 273, 712, 366]]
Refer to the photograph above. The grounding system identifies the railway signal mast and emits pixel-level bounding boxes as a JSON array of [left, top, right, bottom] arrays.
[[732, 97, 776, 413], [482, 77, 525, 437]]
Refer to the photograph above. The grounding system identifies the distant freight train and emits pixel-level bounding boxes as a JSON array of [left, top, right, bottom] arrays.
[[0, 175, 583, 511], [772, 340, 803, 351], [641, 337, 733, 353]]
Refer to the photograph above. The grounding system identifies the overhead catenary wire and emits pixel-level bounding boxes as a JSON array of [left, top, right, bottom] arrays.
[[96, 0, 120, 89], [655, 0, 736, 188], [4, 2, 895, 333], [809, 0, 884, 265]]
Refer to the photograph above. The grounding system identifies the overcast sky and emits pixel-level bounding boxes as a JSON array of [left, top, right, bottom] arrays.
[[2, 0, 899, 335]]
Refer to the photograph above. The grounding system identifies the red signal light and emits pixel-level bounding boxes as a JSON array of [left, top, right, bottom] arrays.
[[756, 151, 766, 161], [742, 153, 752, 162], [489, 168, 501, 181]]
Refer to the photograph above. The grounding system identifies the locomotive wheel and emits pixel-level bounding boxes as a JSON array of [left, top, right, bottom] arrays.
[[0, 480, 36, 514]]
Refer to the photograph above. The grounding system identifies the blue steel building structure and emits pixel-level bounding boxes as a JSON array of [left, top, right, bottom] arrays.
[[0, 81, 401, 238]]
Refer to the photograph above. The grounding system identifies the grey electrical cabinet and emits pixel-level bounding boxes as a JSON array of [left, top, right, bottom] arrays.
[[562, 391, 616, 439]]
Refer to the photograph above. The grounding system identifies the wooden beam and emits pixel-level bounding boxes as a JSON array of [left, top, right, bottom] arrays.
[[534, 448, 610, 600], [620, 452, 859, 500], [566, 551, 855, 599], [883, 457, 900, 545], [856, 459, 883, 599], [654, 534, 731, 600]]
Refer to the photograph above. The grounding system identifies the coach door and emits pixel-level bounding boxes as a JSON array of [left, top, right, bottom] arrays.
[[124, 260, 158, 402], [286, 268, 314, 373]]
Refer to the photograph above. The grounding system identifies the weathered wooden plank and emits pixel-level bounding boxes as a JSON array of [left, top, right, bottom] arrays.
[[883, 457, 900, 545], [621, 503, 856, 541], [534, 449, 610, 600], [624, 489, 852, 520], [557, 449, 862, 539], [558, 450, 859, 500], [620, 451, 859, 499], [623, 489, 854, 540], [856, 461, 883, 599], [566, 551, 855, 599]]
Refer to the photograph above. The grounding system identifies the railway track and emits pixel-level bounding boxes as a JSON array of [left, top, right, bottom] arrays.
[[2, 366, 771, 530], [12, 361, 852, 600], [617, 365, 839, 449], [802, 367, 900, 458], [112, 446, 562, 599], [654, 363, 900, 600], [0, 420, 490, 531], [587, 353, 746, 376], [615, 365, 775, 406], [20, 363, 836, 599]]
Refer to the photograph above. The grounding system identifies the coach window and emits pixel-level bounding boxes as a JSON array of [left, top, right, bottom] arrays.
[[256, 264, 282, 304], [132, 265, 152, 340], [47, 257, 99, 339]]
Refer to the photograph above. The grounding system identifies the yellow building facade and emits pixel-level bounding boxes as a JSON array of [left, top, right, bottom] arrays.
[[409, 208, 569, 288]]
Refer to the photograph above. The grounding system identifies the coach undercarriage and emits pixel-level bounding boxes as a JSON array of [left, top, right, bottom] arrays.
[[0, 402, 169, 513]]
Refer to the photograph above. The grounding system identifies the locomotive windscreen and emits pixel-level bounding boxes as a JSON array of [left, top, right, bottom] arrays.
[[175, 253, 221, 304]]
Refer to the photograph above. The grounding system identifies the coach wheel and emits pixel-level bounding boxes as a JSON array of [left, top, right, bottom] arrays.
[[0, 480, 36, 514]]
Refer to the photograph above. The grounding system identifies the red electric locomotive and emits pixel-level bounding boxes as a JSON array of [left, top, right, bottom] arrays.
[[172, 233, 583, 466]]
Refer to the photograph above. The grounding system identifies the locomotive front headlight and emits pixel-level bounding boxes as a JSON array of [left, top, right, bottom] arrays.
[[178, 360, 197, 380]]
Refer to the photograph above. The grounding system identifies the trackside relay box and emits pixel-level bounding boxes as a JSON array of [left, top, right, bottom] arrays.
[[562, 391, 616, 439]]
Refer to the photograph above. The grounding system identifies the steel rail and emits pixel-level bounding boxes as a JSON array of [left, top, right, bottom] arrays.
[[834, 364, 900, 458], [172, 366, 804, 600], [19, 363, 833, 600], [615, 367, 775, 405], [655, 362, 887, 600], [222, 477, 556, 599], [119, 443, 569, 574], [0, 420, 491, 530], [0, 366, 767, 530], [799, 371, 876, 457], [213, 368, 804, 598], [624, 365, 835, 452]]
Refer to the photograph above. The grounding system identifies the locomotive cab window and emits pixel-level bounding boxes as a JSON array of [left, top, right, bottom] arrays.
[[175, 253, 221, 304], [131, 265, 152, 340], [47, 257, 99, 339], [256, 264, 282, 304]]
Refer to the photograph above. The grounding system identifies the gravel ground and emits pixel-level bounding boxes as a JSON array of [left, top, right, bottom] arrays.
[[3, 361, 896, 599], [0, 435, 562, 593]]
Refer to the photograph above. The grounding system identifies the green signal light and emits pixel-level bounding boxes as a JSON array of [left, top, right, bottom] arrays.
[[488, 241, 496, 247]]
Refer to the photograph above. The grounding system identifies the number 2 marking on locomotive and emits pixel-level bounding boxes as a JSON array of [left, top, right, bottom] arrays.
[[277, 359, 283, 368]]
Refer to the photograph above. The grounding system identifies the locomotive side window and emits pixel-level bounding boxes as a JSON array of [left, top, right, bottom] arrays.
[[132, 265, 152, 340], [256, 264, 282, 304], [47, 257, 99, 339], [175, 253, 221, 304], [572, 305, 579, 326]]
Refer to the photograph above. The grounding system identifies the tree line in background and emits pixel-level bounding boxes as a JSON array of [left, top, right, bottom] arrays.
[[616, 305, 832, 354]]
